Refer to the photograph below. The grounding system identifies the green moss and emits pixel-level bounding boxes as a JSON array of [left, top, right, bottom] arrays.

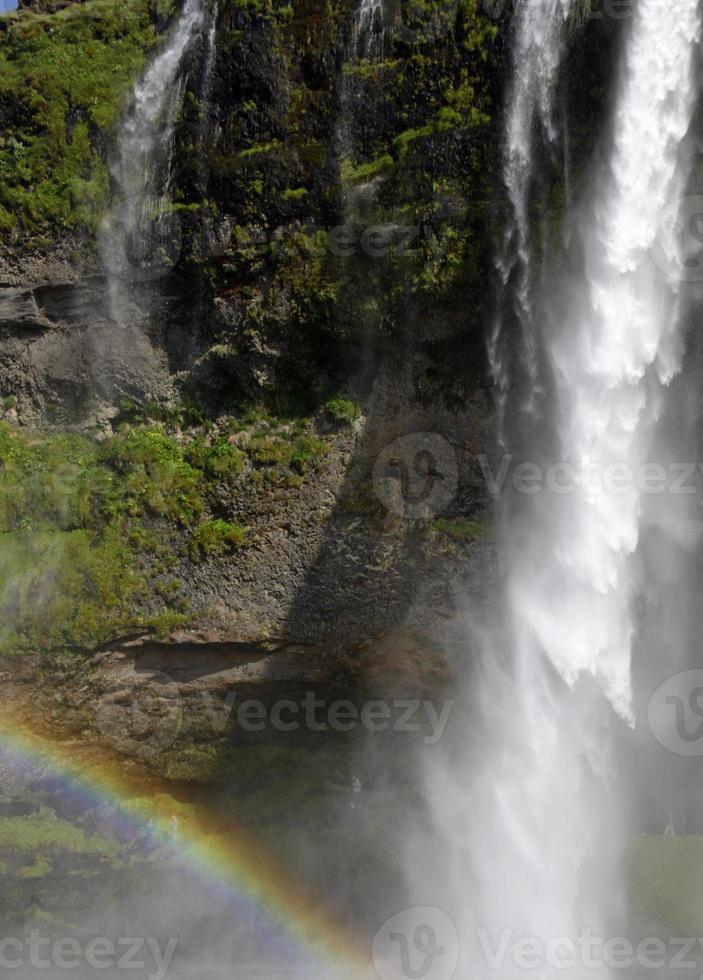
[[392, 96, 489, 161], [251, 432, 329, 478], [412, 226, 469, 295], [0, 525, 146, 654], [145, 609, 190, 635], [0, 0, 165, 232], [98, 427, 204, 525], [184, 435, 246, 484], [341, 154, 393, 184], [0, 422, 248, 653], [0, 404, 340, 654], [0, 810, 119, 856], [281, 186, 308, 200], [227, 0, 274, 13], [187, 519, 248, 560], [18, 856, 52, 879], [238, 139, 281, 160], [341, 59, 401, 80], [323, 397, 361, 425], [392, 125, 434, 160], [432, 516, 494, 540], [162, 744, 223, 782]]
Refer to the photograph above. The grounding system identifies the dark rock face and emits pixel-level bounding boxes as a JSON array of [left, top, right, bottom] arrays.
[[0, 0, 623, 429], [0, 0, 508, 424], [0, 280, 179, 427], [0, 287, 47, 334], [0, 0, 619, 428]]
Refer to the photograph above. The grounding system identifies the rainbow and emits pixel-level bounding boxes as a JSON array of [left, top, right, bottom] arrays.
[[0, 715, 373, 979]]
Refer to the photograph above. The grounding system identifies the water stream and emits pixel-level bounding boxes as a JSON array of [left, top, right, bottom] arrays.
[[427, 0, 703, 973], [100, 0, 211, 319]]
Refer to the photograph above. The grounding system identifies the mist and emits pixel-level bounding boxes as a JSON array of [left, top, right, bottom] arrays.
[[3, 0, 703, 979]]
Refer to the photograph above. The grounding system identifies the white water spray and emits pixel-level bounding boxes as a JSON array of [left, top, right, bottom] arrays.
[[489, 0, 575, 427], [426, 0, 702, 971], [521, 0, 702, 718], [353, 0, 384, 60], [336, 0, 385, 169], [100, 0, 210, 314]]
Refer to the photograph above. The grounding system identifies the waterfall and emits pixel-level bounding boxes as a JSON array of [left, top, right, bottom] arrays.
[[517, 0, 702, 718], [100, 0, 210, 317], [336, 0, 385, 171], [488, 0, 575, 433], [202, 2, 218, 100], [424, 0, 702, 972], [353, 0, 384, 60]]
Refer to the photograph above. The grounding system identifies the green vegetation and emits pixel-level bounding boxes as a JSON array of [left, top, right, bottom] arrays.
[[187, 519, 248, 560], [627, 835, 703, 934], [0, 809, 119, 857], [18, 856, 52, 879], [238, 140, 282, 160], [281, 186, 308, 201], [0, 411, 332, 655], [183, 436, 246, 485], [432, 516, 494, 541], [341, 154, 393, 184], [341, 58, 401, 80], [98, 426, 205, 525], [392, 96, 489, 161], [0, 0, 169, 231], [323, 397, 362, 425], [250, 430, 329, 485]]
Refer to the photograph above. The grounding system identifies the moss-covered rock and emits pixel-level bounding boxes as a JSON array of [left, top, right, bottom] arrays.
[[0, 410, 337, 655], [0, 0, 172, 233]]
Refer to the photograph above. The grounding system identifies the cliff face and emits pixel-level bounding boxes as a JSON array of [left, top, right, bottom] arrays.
[[0, 0, 619, 774], [0, 0, 505, 420], [0, 0, 621, 423]]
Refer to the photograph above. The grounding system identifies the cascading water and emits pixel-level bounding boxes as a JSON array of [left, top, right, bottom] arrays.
[[336, 0, 385, 172], [100, 0, 211, 320], [424, 0, 702, 974], [516, 0, 702, 718], [489, 0, 574, 432], [353, 0, 384, 60]]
